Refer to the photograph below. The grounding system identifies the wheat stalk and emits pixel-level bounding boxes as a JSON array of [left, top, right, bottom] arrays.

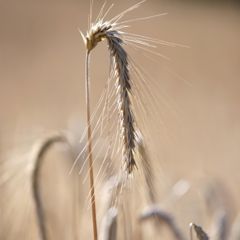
[[140, 206, 186, 240], [84, 50, 98, 240], [100, 207, 118, 240], [31, 134, 68, 240]]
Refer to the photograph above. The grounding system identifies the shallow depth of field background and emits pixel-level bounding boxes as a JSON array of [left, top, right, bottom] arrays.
[[0, 0, 240, 239]]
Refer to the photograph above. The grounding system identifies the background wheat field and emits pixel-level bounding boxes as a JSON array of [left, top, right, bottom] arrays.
[[0, 0, 240, 239]]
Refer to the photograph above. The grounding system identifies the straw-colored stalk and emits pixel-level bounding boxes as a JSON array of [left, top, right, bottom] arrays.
[[85, 50, 98, 240]]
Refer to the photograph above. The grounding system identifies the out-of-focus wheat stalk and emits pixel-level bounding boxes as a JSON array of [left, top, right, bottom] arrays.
[[31, 134, 69, 240], [100, 207, 118, 240], [140, 206, 186, 240]]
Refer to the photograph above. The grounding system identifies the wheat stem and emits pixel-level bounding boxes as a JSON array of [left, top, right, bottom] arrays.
[[85, 51, 98, 240]]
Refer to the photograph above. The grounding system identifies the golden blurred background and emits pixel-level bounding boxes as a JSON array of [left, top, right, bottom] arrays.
[[0, 0, 240, 239]]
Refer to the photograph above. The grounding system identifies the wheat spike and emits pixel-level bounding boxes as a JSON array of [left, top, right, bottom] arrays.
[[190, 223, 209, 240], [82, 2, 157, 238], [83, 19, 137, 174]]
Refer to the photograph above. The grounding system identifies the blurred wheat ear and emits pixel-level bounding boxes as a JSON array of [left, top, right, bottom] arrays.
[[100, 207, 118, 240], [190, 223, 209, 240], [31, 134, 69, 240]]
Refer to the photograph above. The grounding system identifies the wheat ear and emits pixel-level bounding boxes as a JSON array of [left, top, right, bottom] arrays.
[[81, 3, 148, 238], [190, 223, 209, 240], [82, 21, 136, 174], [82, 25, 136, 240]]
